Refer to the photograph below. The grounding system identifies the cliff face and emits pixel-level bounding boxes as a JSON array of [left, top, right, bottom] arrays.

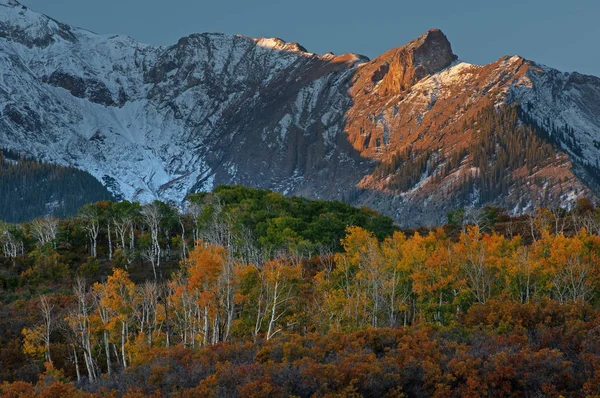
[[1, 1, 599, 226], [359, 29, 457, 98]]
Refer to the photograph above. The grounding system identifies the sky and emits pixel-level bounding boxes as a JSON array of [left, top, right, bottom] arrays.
[[20, 0, 600, 76]]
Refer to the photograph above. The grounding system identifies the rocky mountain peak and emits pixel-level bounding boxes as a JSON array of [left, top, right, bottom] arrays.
[[357, 29, 457, 96], [0, 0, 76, 47], [410, 28, 457, 75], [253, 37, 309, 54], [0, 0, 21, 7]]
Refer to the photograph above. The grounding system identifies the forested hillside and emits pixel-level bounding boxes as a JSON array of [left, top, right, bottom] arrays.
[[372, 103, 562, 202], [1, 187, 600, 396], [0, 149, 114, 223]]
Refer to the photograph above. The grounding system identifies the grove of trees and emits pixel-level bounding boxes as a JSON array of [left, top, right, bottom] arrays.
[[1, 186, 600, 396]]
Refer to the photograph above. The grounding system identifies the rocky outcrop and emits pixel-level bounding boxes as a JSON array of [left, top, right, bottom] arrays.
[[43, 72, 116, 106], [360, 29, 457, 96]]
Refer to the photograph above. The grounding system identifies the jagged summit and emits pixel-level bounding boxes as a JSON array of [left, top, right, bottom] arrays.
[[409, 28, 458, 74], [0, 0, 21, 7], [0, 0, 77, 47], [350, 28, 459, 98], [253, 37, 309, 54]]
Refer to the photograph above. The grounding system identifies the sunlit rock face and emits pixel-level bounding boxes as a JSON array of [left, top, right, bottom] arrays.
[[1, 1, 599, 226]]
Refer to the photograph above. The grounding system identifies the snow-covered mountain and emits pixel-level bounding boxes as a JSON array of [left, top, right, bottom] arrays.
[[1, 0, 599, 226]]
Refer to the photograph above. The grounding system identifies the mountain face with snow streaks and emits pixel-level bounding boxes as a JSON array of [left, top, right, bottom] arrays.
[[1, 0, 599, 225]]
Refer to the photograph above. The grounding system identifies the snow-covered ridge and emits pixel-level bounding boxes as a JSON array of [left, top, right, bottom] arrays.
[[0, 0, 72, 44], [509, 63, 600, 169], [0, 0, 22, 8], [0, 1, 363, 206], [252, 37, 310, 55]]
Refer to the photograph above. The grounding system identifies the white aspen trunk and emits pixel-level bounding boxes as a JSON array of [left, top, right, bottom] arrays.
[[373, 279, 379, 328], [45, 327, 51, 363], [103, 330, 112, 376], [107, 221, 112, 261], [203, 307, 209, 346], [147, 315, 152, 347], [40, 296, 53, 364], [254, 280, 265, 339], [225, 299, 234, 342], [74, 279, 96, 381], [115, 220, 126, 249], [82, 340, 95, 381], [73, 346, 81, 383], [154, 236, 161, 270], [254, 298, 263, 338], [86, 335, 97, 381], [121, 321, 127, 369], [224, 262, 235, 342], [212, 314, 219, 345], [130, 227, 135, 251], [112, 344, 121, 367], [267, 281, 279, 340], [87, 219, 99, 258], [180, 219, 187, 259], [188, 308, 194, 348], [152, 256, 157, 280], [92, 235, 97, 258]]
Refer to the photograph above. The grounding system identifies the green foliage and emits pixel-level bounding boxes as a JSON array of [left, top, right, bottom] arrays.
[[111, 249, 130, 270], [189, 185, 397, 252], [77, 257, 100, 278], [446, 208, 465, 229], [22, 248, 70, 286]]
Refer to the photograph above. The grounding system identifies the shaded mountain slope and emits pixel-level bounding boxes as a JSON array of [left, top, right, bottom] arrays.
[[0, 149, 113, 222]]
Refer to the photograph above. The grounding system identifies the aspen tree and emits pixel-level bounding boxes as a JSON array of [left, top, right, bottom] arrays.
[[22, 296, 54, 364], [100, 269, 136, 369], [141, 203, 163, 279], [69, 278, 98, 381], [264, 258, 301, 340], [78, 205, 100, 258], [29, 217, 59, 247], [92, 283, 113, 376]]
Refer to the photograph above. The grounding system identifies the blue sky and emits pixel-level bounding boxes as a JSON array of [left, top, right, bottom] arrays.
[[20, 0, 600, 76]]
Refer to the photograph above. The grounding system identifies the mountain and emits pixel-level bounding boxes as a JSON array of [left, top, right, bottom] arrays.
[[1, 0, 599, 226]]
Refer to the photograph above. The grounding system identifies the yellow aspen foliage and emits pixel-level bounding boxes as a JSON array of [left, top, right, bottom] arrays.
[[22, 325, 46, 359]]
